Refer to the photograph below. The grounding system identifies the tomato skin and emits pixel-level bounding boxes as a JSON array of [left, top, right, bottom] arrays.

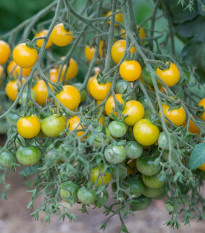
[[108, 121, 127, 138], [105, 11, 123, 26], [0, 151, 14, 168], [56, 85, 81, 111], [133, 119, 160, 146], [60, 181, 80, 202], [34, 29, 53, 49], [6, 79, 25, 102], [77, 187, 96, 205], [58, 58, 78, 81], [85, 40, 103, 62], [42, 114, 65, 137], [67, 116, 85, 137], [89, 76, 112, 101], [13, 43, 38, 68], [111, 40, 135, 64], [17, 115, 41, 139], [136, 155, 161, 176], [91, 163, 112, 186], [158, 132, 175, 150], [120, 26, 146, 40], [123, 176, 144, 198], [156, 62, 180, 87], [125, 141, 143, 159], [126, 159, 138, 175], [7, 60, 31, 78], [72, 83, 86, 103], [198, 98, 205, 121], [199, 163, 205, 171], [122, 100, 145, 126], [115, 79, 130, 94], [51, 23, 73, 47], [49, 68, 59, 82], [88, 125, 110, 147], [187, 119, 200, 134], [119, 60, 142, 82], [143, 185, 165, 198], [142, 173, 166, 189], [105, 94, 124, 117], [0, 40, 10, 64], [16, 146, 40, 166], [159, 104, 186, 127], [104, 145, 126, 164], [130, 196, 152, 211]]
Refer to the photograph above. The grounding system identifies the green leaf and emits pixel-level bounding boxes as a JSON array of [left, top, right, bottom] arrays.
[[189, 143, 205, 170], [19, 165, 39, 177]]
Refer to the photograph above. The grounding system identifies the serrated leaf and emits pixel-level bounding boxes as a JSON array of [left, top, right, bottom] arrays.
[[189, 143, 205, 170], [19, 165, 39, 177]]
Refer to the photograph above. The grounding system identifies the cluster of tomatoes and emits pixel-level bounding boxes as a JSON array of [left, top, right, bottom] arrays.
[[0, 8, 205, 223]]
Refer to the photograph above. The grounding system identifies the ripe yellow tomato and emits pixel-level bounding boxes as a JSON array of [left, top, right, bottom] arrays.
[[122, 100, 145, 126], [120, 25, 146, 40], [91, 163, 112, 186], [105, 11, 123, 26], [156, 62, 180, 87], [51, 23, 73, 47], [6, 79, 25, 101], [89, 76, 112, 100], [87, 76, 95, 95], [13, 43, 38, 68], [119, 60, 142, 81], [111, 40, 136, 64], [32, 79, 51, 105], [56, 85, 81, 111], [198, 98, 205, 121], [188, 119, 200, 134], [133, 119, 160, 146], [17, 115, 41, 139], [199, 163, 205, 171], [0, 40, 10, 64], [49, 68, 59, 82], [85, 40, 103, 62], [159, 104, 186, 127], [67, 116, 85, 137], [58, 58, 78, 81], [105, 94, 124, 117], [7, 60, 31, 78], [34, 29, 53, 49]]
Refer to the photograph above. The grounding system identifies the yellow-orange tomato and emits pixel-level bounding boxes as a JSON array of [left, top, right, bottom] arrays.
[[105, 11, 123, 26], [188, 119, 200, 134], [51, 23, 73, 47], [120, 26, 146, 40], [34, 29, 53, 49], [67, 116, 85, 137], [119, 60, 142, 81], [0, 40, 10, 64], [87, 75, 95, 95], [111, 40, 136, 64], [58, 58, 78, 81], [122, 100, 145, 126], [56, 85, 81, 111], [85, 40, 103, 62], [199, 163, 205, 171], [13, 43, 38, 68], [17, 115, 41, 139], [7, 60, 31, 78], [159, 104, 186, 127], [49, 68, 59, 82], [156, 62, 180, 87], [6, 79, 25, 101], [105, 94, 124, 117], [32, 80, 50, 105], [99, 116, 106, 125], [198, 98, 205, 121], [89, 76, 112, 101], [133, 119, 160, 146]]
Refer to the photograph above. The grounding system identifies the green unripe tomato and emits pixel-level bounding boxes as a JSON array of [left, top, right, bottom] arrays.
[[123, 176, 144, 198], [142, 173, 166, 189], [7, 113, 19, 126], [73, 83, 86, 103], [142, 185, 165, 198], [115, 79, 131, 94], [130, 196, 152, 211], [108, 121, 127, 138], [16, 146, 40, 166], [19, 89, 36, 106], [158, 132, 175, 150], [60, 181, 80, 202], [125, 141, 143, 159], [77, 187, 96, 205], [0, 151, 14, 168], [104, 145, 126, 164]]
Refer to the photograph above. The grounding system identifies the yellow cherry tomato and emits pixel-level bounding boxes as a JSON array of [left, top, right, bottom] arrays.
[[56, 85, 81, 111], [51, 23, 73, 47], [119, 60, 142, 81], [0, 40, 10, 64], [91, 163, 112, 186], [105, 11, 123, 26], [49, 68, 59, 82], [199, 163, 205, 171], [6, 78, 25, 101], [13, 43, 38, 68], [58, 58, 78, 81], [85, 40, 103, 62], [89, 76, 112, 101], [156, 62, 180, 87], [159, 104, 186, 127], [34, 29, 53, 49], [7, 60, 31, 78], [105, 94, 124, 117], [17, 115, 41, 139], [122, 100, 145, 126], [120, 26, 146, 40], [133, 119, 160, 146], [188, 119, 200, 134], [111, 40, 136, 64], [32, 79, 51, 105], [87, 75, 95, 95], [67, 116, 85, 137], [198, 98, 205, 121]]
